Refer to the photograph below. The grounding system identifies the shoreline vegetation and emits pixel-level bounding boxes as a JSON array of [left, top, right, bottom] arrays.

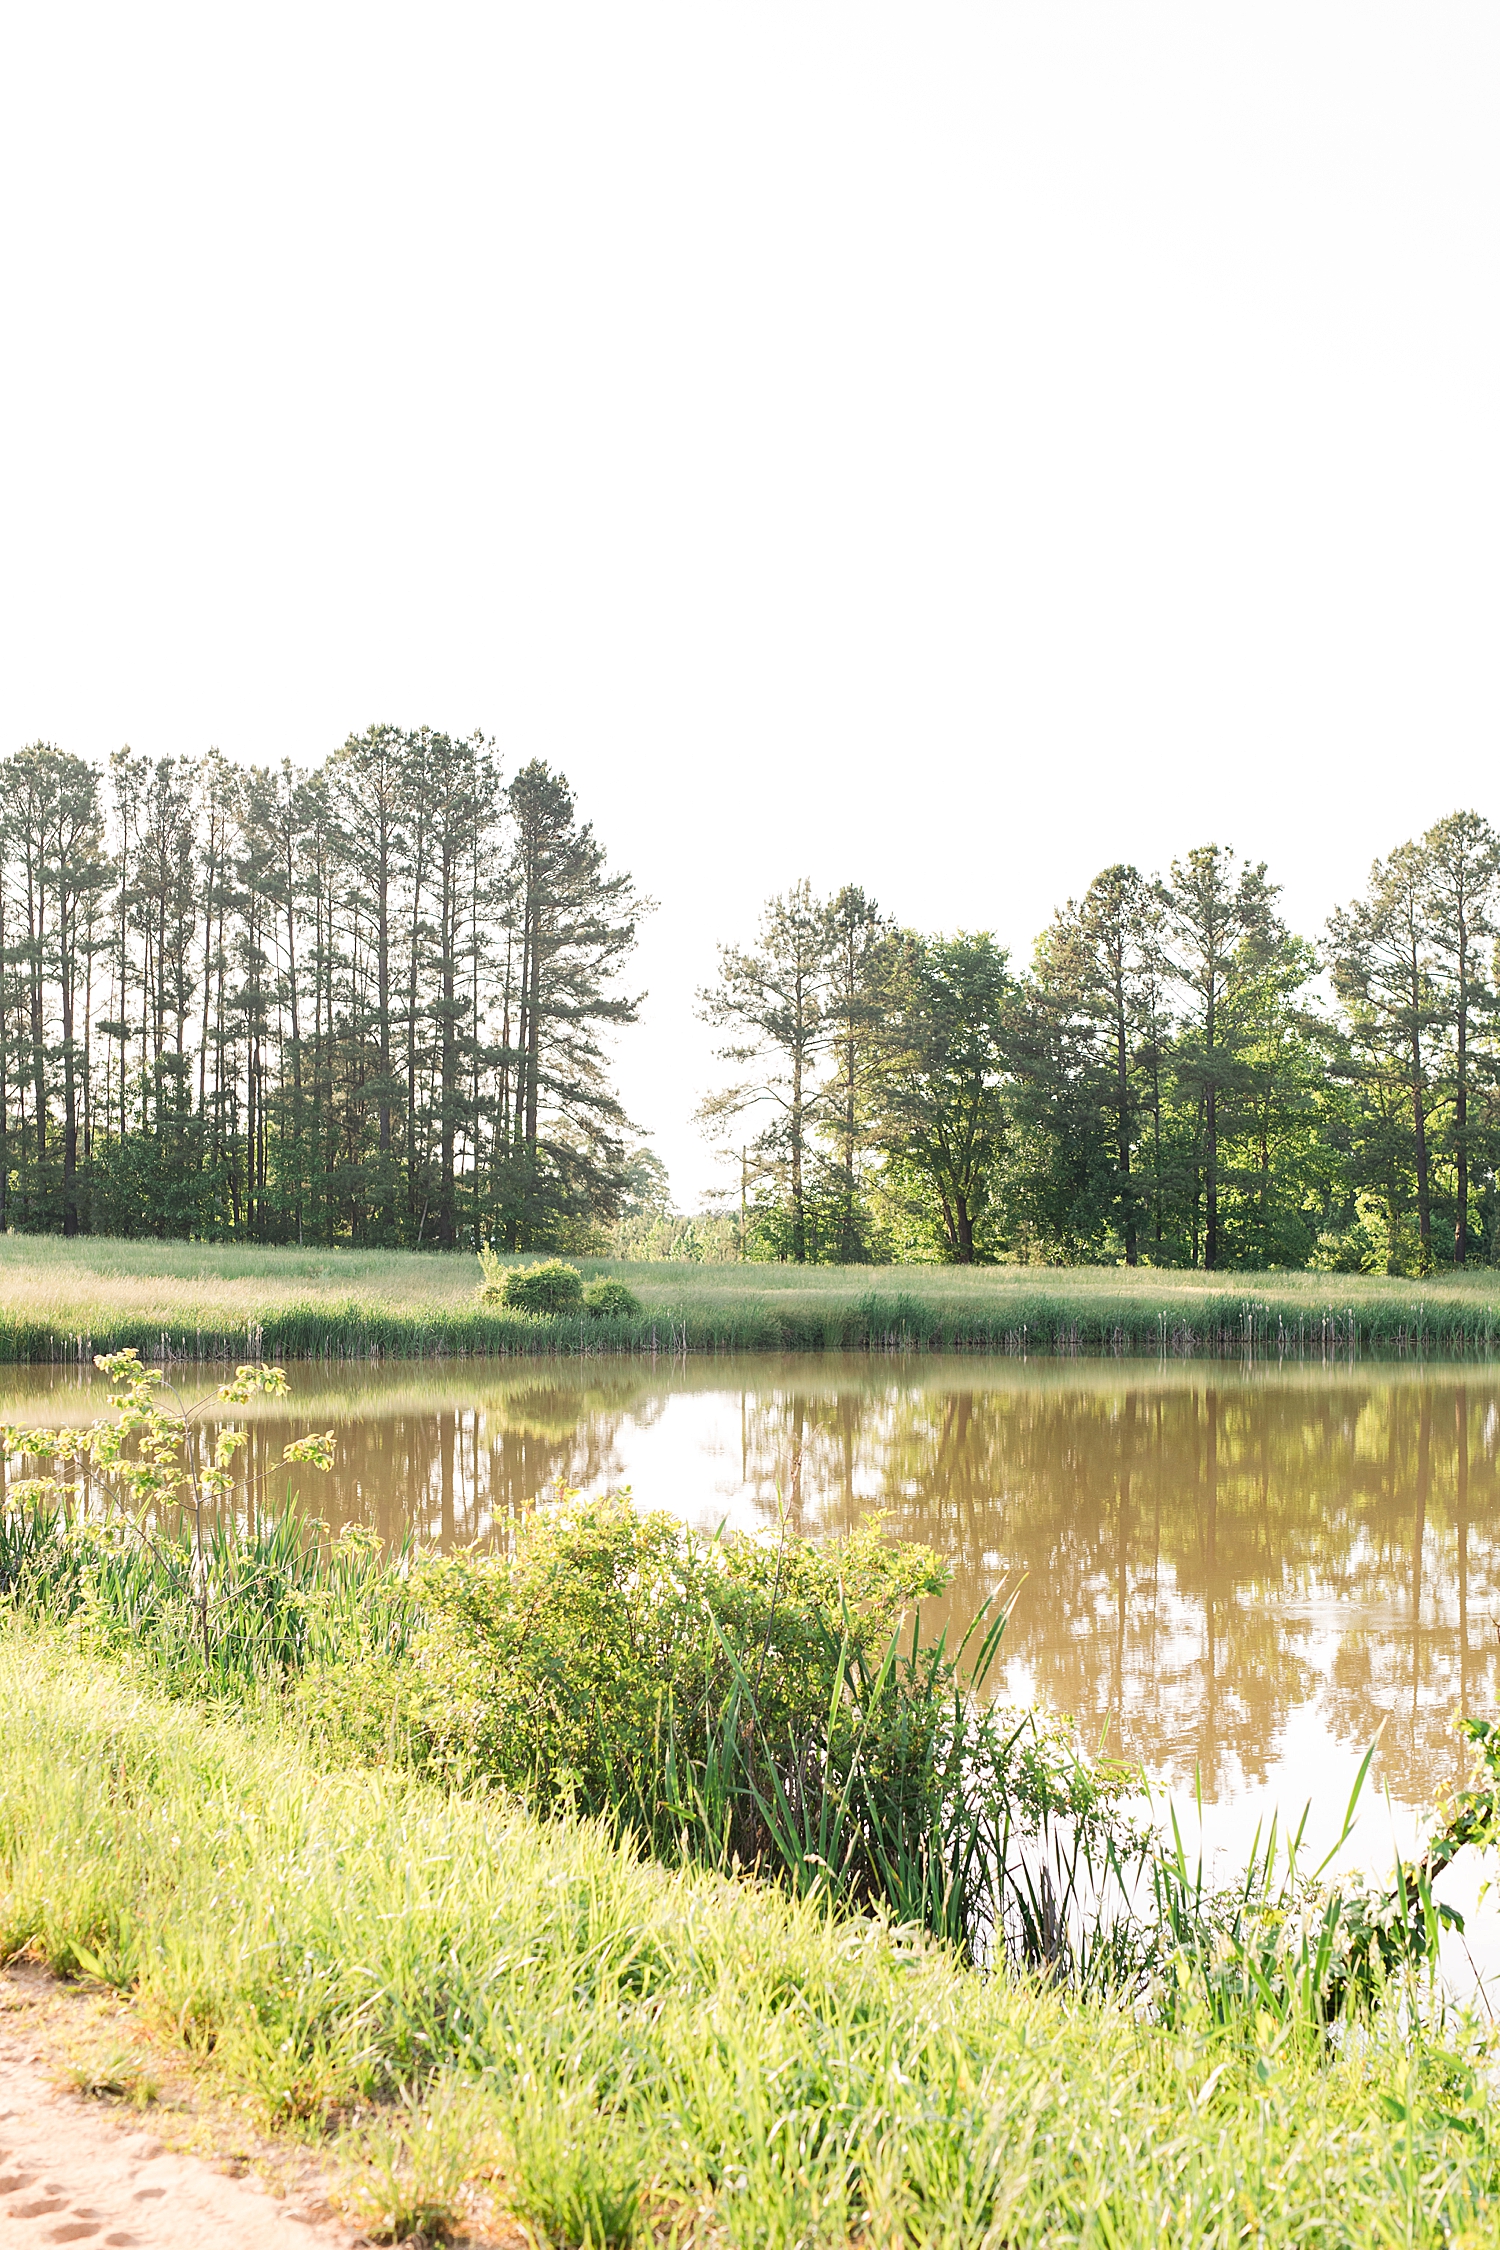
[[4, 1352, 1500, 2243], [10, 1631, 1500, 2248], [8, 1235, 1500, 1364]]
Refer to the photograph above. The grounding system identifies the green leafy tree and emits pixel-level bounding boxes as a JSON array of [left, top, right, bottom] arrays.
[[698, 881, 832, 1264], [1156, 845, 1289, 1270], [1217, 935, 1343, 1267], [1005, 867, 1164, 1263], [873, 932, 1010, 1263], [1327, 843, 1440, 1274], [1003, 939, 1117, 1262]]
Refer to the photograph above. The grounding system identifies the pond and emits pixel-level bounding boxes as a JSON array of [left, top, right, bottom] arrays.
[[7, 1353, 1497, 1885]]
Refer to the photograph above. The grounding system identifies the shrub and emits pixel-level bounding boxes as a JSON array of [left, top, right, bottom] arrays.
[[362, 1497, 1128, 1957], [582, 1277, 641, 1320], [485, 1258, 585, 1318]]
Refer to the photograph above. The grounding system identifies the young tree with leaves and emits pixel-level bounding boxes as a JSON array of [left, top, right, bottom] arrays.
[[872, 931, 1010, 1263], [697, 881, 832, 1264]]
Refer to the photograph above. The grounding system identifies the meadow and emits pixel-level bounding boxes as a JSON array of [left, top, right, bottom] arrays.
[[4, 1231, 1500, 1360]]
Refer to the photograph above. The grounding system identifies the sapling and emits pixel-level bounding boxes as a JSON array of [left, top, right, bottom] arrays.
[[0, 1347, 334, 1666]]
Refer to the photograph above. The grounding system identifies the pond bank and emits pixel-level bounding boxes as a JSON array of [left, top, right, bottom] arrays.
[[3, 1628, 1498, 2248], [4, 1235, 1500, 1360]]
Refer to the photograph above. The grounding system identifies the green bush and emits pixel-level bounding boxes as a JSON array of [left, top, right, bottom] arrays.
[[582, 1277, 642, 1319], [409, 1498, 946, 1807], [489, 1258, 585, 1317], [321, 1496, 1126, 1956]]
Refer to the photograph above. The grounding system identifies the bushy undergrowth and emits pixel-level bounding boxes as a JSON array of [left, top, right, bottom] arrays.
[[3, 1634, 1500, 2248], [1, 1348, 1491, 2025], [1, 1470, 1123, 1969], [335, 1498, 1139, 1965], [477, 1255, 643, 1326], [4, 1461, 1490, 2030]]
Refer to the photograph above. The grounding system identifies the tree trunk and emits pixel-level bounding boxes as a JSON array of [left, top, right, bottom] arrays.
[[1204, 1081, 1219, 1270], [1455, 974, 1469, 1265], [1116, 991, 1135, 1266], [790, 1031, 805, 1264], [60, 874, 77, 1236]]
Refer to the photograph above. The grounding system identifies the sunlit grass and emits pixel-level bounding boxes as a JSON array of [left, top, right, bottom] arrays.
[[0, 1232, 1498, 1359], [4, 1627, 1499, 2248]]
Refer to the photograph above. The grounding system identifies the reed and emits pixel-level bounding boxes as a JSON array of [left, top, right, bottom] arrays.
[[0, 1493, 415, 1696]]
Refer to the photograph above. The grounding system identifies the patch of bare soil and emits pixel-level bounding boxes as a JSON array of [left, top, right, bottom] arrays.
[[0, 1966, 519, 2249]]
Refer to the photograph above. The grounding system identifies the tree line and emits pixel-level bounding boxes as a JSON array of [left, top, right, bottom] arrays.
[[8, 731, 1498, 1275], [698, 815, 1500, 1271], [0, 733, 643, 1247]]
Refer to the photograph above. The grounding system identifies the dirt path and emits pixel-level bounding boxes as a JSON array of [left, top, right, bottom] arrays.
[[0, 2074, 350, 2246], [0, 1967, 360, 2248], [0, 1963, 531, 2250]]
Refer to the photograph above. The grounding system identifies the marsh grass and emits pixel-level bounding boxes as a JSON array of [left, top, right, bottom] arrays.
[[4, 1232, 1500, 1359], [0, 1490, 415, 1697], [3, 1632, 1500, 2247]]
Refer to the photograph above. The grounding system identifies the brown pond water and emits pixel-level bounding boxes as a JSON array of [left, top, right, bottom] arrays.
[[7, 1354, 1499, 1877]]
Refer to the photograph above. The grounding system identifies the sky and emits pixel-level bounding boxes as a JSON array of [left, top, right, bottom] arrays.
[[1, 5, 1496, 1206]]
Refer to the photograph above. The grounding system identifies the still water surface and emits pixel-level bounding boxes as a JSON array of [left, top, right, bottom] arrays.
[[7, 1354, 1498, 1871]]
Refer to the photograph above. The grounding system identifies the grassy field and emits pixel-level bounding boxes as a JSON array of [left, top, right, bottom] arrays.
[[3, 1232, 1500, 1360], [4, 1627, 1497, 2247]]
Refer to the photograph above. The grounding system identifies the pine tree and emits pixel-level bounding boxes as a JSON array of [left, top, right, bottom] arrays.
[[1420, 811, 1499, 1264], [1156, 845, 1286, 1270], [1328, 844, 1440, 1274], [498, 760, 644, 1250]]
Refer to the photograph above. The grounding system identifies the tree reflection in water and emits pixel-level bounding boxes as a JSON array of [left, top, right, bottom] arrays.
[[2, 1356, 1494, 1809]]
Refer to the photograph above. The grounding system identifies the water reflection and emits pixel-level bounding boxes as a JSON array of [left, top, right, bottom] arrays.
[[4, 1356, 1496, 1813]]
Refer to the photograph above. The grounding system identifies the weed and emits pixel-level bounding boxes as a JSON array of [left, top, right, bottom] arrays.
[[67, 2041, 160, 2107], [343, 2082, 493, 2244], [500, 2083, 646, 2249]]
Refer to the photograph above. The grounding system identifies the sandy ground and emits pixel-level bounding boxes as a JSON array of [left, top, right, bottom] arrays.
[[0, 1966, 516, 2250]]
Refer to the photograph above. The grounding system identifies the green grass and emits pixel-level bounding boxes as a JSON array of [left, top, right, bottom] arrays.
[[4, 1627, 1499, 2247], [3, 1232, 1500, 1359]]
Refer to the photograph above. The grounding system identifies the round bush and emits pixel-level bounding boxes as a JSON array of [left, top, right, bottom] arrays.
[[499, 1260, 585, 1318], [582, 1278, 642, 1320]]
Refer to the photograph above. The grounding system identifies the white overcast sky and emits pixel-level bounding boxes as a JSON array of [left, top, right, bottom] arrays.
[[1, 5, 1496, 1206]]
